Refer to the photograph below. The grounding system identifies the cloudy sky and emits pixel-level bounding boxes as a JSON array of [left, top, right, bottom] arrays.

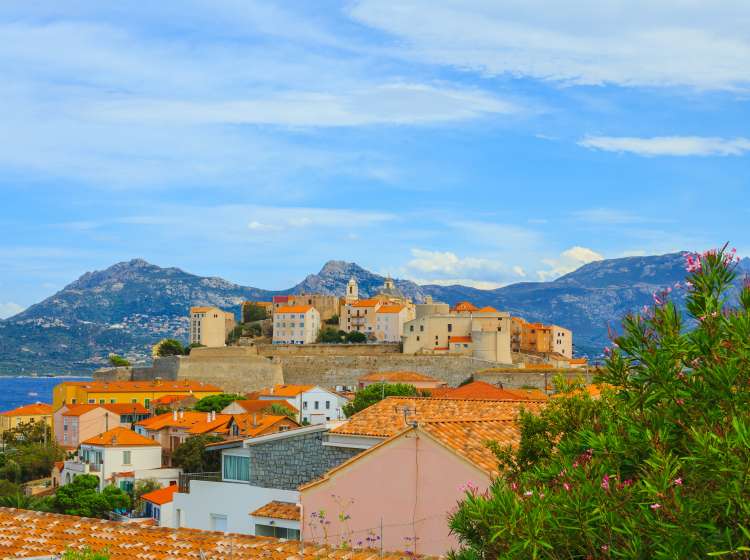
[[1, 1, 749, 317]]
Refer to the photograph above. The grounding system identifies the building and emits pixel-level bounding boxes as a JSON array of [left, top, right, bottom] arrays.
[[220, 398, 297, 416], [302, 419, 520, 556], [141, 484, 179, 527], [172, 424, 360, 535], [54, 403, 150, 449], [240, 300, 273, 322], [0, 403, 53, 438], [511, 317, 574, 358], [61, 427, 163, 490], [258, 385, 348, 424], [339, 277, 415, 341], [402, 305, 513, 363], [345, 276, 359, 303], [273, 294, 342, 323], [0, 508, 411, 560], [357, 371, 448, 390], [250, 501, 301, 540], [135, 410, 232, 462], [375, 304, 410, 342], [272, 305, 320, 345], [189, 306, 236, 347], [52, 380, 222, 411]]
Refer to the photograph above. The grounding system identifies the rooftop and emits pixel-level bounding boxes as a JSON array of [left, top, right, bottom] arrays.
[[227, 399, 298, 414], [56, 380, 222, 393], [376, 304, 405, 313], [350, 299, 380, 308], [229, 414, 299, 437], [331, 396, 544, 438], [275, 304, 314, 313], [448, 335, 472, 343], [358, 371, 440, 383], [140, 484, 179, 506], [431, 381, 547, 401], [136, 411, 231, 434], [81, 427, 159, 447], [62, 403, 149, 417], [260, 384, 315, 398], [250, 501, 301, 521], [0, 402, 53, 416], [453, 301, 479, 312], [0, 508, 418, 559]]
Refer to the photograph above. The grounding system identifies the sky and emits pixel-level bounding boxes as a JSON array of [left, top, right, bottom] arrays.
[[1, 0, 749, 318]]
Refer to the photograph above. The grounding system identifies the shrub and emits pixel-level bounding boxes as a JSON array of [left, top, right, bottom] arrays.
[[343, 383, 420, 417], [193, 393, 245, 412], [107, 354, 131, 367], [449, 246, 750, 558], [171, 435, 223, 473]]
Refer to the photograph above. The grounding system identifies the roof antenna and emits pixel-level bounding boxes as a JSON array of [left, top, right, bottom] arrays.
[[395, 405, 418, 427]]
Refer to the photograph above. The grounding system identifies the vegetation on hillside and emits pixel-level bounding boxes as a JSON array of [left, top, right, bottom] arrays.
[[450, 246, 750, 558], [343, 383, 421, 417]]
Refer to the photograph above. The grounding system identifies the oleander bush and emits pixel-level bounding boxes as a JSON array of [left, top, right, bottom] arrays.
[[450, 246, 750, 559]]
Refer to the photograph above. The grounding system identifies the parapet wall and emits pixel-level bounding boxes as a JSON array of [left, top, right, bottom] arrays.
[[475, 369, 595, 391], [255, 343, 401, 357]]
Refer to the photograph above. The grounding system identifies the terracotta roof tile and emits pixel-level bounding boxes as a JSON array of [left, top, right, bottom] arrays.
[[57, 380, 222, 393], [275, 305, 314, 313], [453, 301, 479, 312], [229, 414, 299, 437], [229, 399, 297, 414], [140, 484, 179, 506], [350, 299, 380, 308], [358, 371, 440, 383], [477, 306, 499, 313], [0, 403, 53, 416], [136, 411, 231, 434], [448, 335, 472, 343], [81, 427, 160, 447], [260, 384, 315, 397], [376, 304, 404, 313], [433, 381, 547, 401], [331, 396, 544, 438], [250, 501, 301, 521], [63, 403, 149, 417], [0, 508, 420, 559]]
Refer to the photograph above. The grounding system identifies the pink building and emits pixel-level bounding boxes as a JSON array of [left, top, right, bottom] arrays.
[[54, 403, 150, 449], [301, 419, 520, 556]]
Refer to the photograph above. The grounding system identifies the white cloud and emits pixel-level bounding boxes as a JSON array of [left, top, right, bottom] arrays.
[[0, 302, 25, 319], [349, 0, 750, 89], [247, 221, 282, 232], [407, 249, 504, 276], [579, 136, 750, 157], [412, 277, 504, 290], [512, 266, 526, 277], [537, 246, 604, 281]]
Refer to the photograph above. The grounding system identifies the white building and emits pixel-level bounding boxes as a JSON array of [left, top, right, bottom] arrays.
[[60, 427, 162, 491], [272, 305, 320, 345], [375, 304, 409, 342], [141, 484, 179, 528], [258, 385, 348, 424]]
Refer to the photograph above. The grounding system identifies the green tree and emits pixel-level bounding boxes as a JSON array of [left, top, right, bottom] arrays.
[[107, 354, 131, 367], [193, 393, 245, 412], [325, 314, 339, 325], [53, 475, 131, 518], [343, 383, 420, 417], [345, 331, 367, 343], [131, 478, 161, 514], [154, 338, 186, 357], [61, 546, 110, 560], [0, 491, 53, 511], [0, 479, 20, 497], [449, 246, 750, 559], [0, 441, 64, 482], [262, 403, 297, 419], [184, 342, 204, 355], [1, 419, 52, 445], [318, 327, 345, 343], [171, 435, 223, 473], [242, 303, 268, 323]]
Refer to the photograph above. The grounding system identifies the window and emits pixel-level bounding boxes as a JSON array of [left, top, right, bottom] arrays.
[[110, 399, 116, 404], [99, 399, 105, 404], [325, 401, 330, 410], [131, 399, 137, 404], [210, 514, 228, 532], [223, 454, 250, 482], [88, 399, 95, 404], [409, 325, 414, 332], [314, 401, 319, 410], [303, 401, 308, 409], [447, 323, 452, 332], [420, 325, 424, 332], [255, 524, 300, 540], [416, 336, 420, 341], [122, 450, 132, 465], [144, 399, 150, 408], [71, 399, 77, 404]]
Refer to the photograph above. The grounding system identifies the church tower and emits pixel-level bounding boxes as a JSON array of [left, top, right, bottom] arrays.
[[345, 276, 359, 303]]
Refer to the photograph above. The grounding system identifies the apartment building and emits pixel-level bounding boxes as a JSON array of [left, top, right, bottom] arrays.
[[402, 305, 513, 364], [511, 317, 573, 358], [272, 305, 320, 345], [54, 403, 150, 449], [0, 403, 52, 437], [189, 306, 236, 347]]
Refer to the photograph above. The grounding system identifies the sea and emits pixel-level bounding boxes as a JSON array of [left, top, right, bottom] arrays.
[[0, 376, 92, 411]]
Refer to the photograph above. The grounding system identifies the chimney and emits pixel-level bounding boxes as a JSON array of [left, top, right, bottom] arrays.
[[173, 410, 178, 421], [252, 413, 258, 428], [211, 410, 216, 422], [269, 386, 274, 395], [179, 409, 184, 419], [206, 412, 211, 423]]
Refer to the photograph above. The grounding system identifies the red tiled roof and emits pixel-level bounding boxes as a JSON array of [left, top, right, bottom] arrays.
[[260, 384, 315, 397], [56, 380, 222, 393], [1, 403, 53, 416], [433, 381, 547, 401], [449, 336, 472, 343], [63, 403, 149, 417], [229, 399, 297, 414], [81, 427, 159, 447], [136, 411, 231, 434], [376, 304, 404, 313], [140, 484, 179, 506], [250, 501, 300, 521], [453, 301, 479, 312], [275, 305, 314, 313]]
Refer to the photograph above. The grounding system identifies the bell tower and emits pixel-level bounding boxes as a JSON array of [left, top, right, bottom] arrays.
[[346, 276, 359, 303]]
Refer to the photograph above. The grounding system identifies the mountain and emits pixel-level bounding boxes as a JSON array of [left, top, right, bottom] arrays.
[[1, 252, 743, 373]]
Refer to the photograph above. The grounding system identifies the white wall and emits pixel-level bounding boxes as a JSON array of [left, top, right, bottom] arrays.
[[172, 480, 298, 534], [298, 388, 347, 423]]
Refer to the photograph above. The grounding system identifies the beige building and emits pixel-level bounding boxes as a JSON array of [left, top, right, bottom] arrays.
[[402, 305, 512, 364], [339, 277, 415, 342], [511, 317, 573, 358], [275, 295, 341, 323], [0, 403, 53, 438], [272, 305, 321, 345], [189, 306, 236, 347]]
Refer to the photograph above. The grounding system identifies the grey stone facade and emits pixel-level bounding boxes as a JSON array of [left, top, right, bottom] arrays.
[[248, 429, 360, 490]]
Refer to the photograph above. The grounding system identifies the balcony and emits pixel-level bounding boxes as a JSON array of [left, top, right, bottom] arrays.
[[178, 472, 221, 493], [63, 460, 101, 473]]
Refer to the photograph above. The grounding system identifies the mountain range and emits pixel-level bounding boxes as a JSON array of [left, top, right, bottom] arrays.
[[1, 253, 748, 373]]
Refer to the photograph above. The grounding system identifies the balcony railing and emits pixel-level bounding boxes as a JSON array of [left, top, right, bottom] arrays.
[[178, 472, 221, 493], [64, 460, 100, 473]]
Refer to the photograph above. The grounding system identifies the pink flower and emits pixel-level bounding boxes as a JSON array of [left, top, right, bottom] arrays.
[[622, 479, 633, 487], [650, 503, 661, 510], [601, 544, 609, 552], [603, 347, 611, 357], [458, 482, 479, 494], [652, 292, 664, 306], [523, 490, 533, 497], [563, 483, 571, 492], [600, 475, 610, 490], [673, 478, 683, 486], [676, 398, 685, 406], [510, 481, 518, 491]]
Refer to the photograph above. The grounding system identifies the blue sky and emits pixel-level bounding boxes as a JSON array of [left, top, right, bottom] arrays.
[[1, 0, 749, 317]]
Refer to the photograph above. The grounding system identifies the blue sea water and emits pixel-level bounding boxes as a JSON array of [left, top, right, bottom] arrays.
[[0, 376, 91, 411]]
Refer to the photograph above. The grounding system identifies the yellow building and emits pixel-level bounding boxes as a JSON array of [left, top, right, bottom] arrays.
[[0, 403, 53, 436], [52, 380, 223, 412], [189, 306, 236, 347]]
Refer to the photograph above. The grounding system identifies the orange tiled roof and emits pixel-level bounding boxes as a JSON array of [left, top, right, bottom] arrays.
[[376, 304, 404, 313], [229, 399, 298, 414], [274, 305, 314, 313], [57, 380, 222, 393], [63, 403, 149, 417], [570, 358, 588, 365], [350, 299, 380, 308], [358, 371, 439, 383], [250, 501, 301, 521], [331, 396, 544, 438], [81, 427, 159, 447], [477, 306, 498, 313], [0, 508, 418, 560], [449, 335, 472, 343], [136, 411, 231, 434], [53, 461, 64, 472], [151, 394, 194, 405], [190, 306, 221, 313], [229, 414, 299, 437], [0, 403, 53, 416], [453, 301, 479, 312], [260, 384, 315, 398], [432, 381, 547, 401], [140, 484, 179, 506]]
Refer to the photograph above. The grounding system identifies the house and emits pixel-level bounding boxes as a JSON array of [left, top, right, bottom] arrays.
[[0, 402, 53, 437], [272, 305, 321, 345], [259, 385, 348, 424], [189, 305, 236, 347], [302, 419, 520, 556], [140, 484, 179, 527], [375, 304, 410, 342], [221, 398, 297, 416], [429, 381, 548, 401], [52, 380, 223, 411], [172, 424, 361, 535], [134, 410, 233, 462], [273, 294, 342, 323], [357, 371, 448, 390], [511, 317, 574, 358], [402, 305, 513, 363], [54, 403, 150, 449], [224, 413, 300, 439], [61, 427, 163, 491], [338, 277, 415, 341]]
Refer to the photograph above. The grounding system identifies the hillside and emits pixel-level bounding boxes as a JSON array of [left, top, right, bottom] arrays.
[[1, 253, 747, 373]]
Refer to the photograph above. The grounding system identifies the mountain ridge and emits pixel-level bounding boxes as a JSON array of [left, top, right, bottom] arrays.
[[2, 252, 747, 373]]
